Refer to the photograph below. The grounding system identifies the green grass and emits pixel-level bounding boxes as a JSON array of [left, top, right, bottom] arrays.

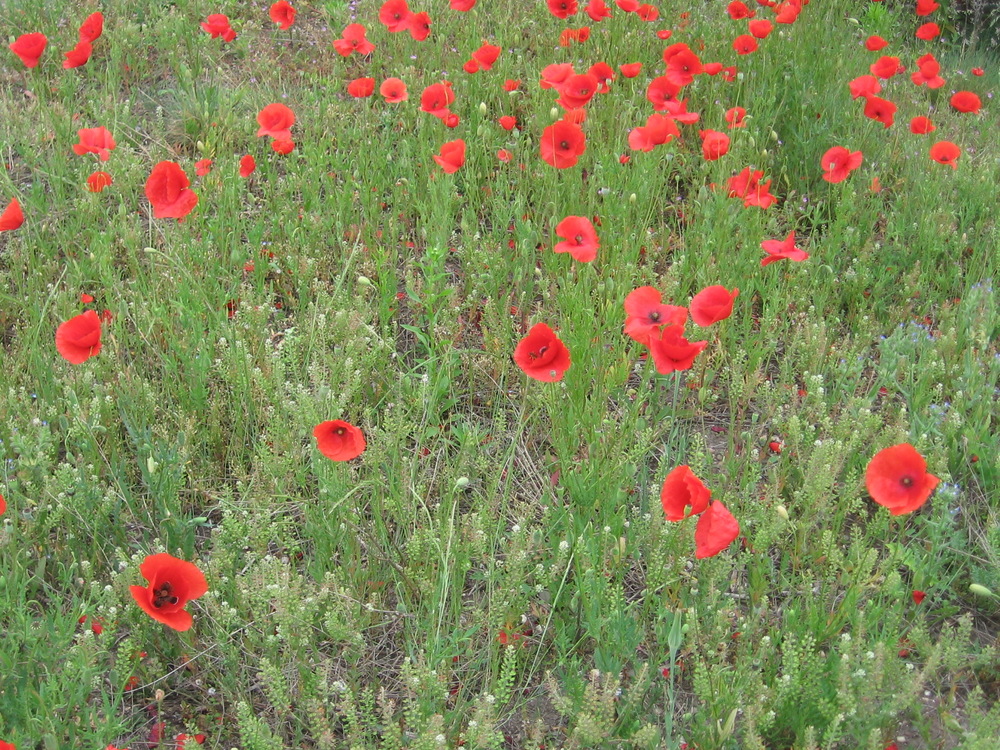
[[1, 1, 998, 748]]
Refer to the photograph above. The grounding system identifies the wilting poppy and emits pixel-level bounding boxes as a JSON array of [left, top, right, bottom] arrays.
[[972, 67, 984, 76], [863, 96, 897, 128], [661, 465, 711, 521], [929, 141, 960, 169], [313, 420, 367, 461], [0, 198, 24, 231], [269, 1, 296, 29], [347, 77, 376, 98], [497, 149, 513, 162], [916, 22, 940, 40], [540, 120, 586, 169], [503, 79, 521, 91], [761, 231, 808, 266], [63, 41, 93, 69], [554, 215, 599, 262], [194, 159, 212, 177], [950, 91, 981, 114], [73, 127, 116, 161], [380, 0, 412, 32], [201, 14, 237, 42], [380, 77, 408, 103], [239, 154, 256, 177], [699, 130, 730, 160], [56, 309, 102, 364], [725, 106, 747, 128], [433, 139, 466, 173], [910, 116, 935, 134], [821, 146, 863, 183], [256, 103, 295, 139], [129, 553, 208, 631], [648, 325, 707, 374], [87, 171, 113, 192], [271, 139, 295, 155], [694, 501, 740, 558], [514, 323, 571, 382], [333, 23, 375, 56], [407, 12, 431, 41], [548, 0, 578, 18], [865, 443, 939, 515], [690, 286, 738, 327], [623, 287, 687, 345], [78, 12, 104, 43], [9, 33, 47, 68], [145, 161, 199, 220]]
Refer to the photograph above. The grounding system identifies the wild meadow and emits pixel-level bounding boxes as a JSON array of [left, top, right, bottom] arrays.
[[1, 0, 998, 747]]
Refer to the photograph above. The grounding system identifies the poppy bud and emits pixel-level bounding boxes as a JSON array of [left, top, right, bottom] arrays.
[[196, 140, 205, 152], [776, 505, 789, 521], [479, 102, 488, 115], [357, 275, 372, 286], [629, 193, 636, 203], [969, 583, 994, 598], [550, 107, 559, 119], [455, 476, 471, 488], [770, 130, 779, 141]]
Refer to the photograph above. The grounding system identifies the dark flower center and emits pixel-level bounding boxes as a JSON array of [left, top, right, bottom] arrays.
[[900, 475, 913, 487], [560, 140, 570, 150], [153, 581, 179, 608], [649, 311, 661, 322], [336, 427, 345, 435]]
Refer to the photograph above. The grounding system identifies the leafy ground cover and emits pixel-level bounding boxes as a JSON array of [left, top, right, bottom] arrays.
[[1, 1, 998, 748]]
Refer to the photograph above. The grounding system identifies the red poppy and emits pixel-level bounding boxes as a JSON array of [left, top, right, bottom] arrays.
[[727, 1, 754, 19], [588, 62, 615, 92], [313, 420, 367, 461], [333, 24, 375, 56], [624, 287, 688, 345], [733, 34, 758, 54], [498, 115, 517, 131], [81, 293, 94, 303], [56, 309, 102, 364], [972, 67, 984, 76], [648, 325, 707, 374], [503, 79, 521, 91], [433, 139, 466, 173], [616, 0, 640, 10], [821, 146, 863, 183], [451, 0, 477, 9], [63, 41, 93, 69], [239, 154, 256, 177], [271, 139, 295, 155], [0, 198, 24, 231], [690, 286, 738, 327], [0, 493, 5, 516], [556, 73, 599, 110], [694, 501, 740, 558], [553, 216, 599, 262], [78, 12, 104, 43], [407, 12, 431, 41], [663, 44, 703, 87], [915, 0, 939, 15], [472, 44, 501, 70], [619, 62, 642, 78], [269, 1, 296, 29], [774, 2, 801, 23], [540, 63, 575, 90], [497, 148, 513, 162], [9, 33, 47, 68], [586, 0, 613, 21], [380, 0, 412, 32], [912, 590, 926, 605], [256, 103, 295, 139], [145, 161, 199, 220], [699, 130, 730, 160], [910, 53, 945, 88], [73, 127, 116, 161], [87, 171, 113, 192], [848, 74, 881, 99], [646, 76, 682, 110], [725, 106, 747, 128], [863, 96, 897, 128], [909, 115, 935, 134], [728, 167, 776, 208], [865, 35, 889, 51], [760, 231, 808, 266], [748, 19, 773, 38], [865, 443, 939, 515], [514, 323, 572, 382], [420, 81, 455, 118], [194, 159, 212, 177], [0, 740, 14, 750], [929, 141, 960, 169], [950, 91, 981, 114], [129, 553, 208, 631], [915, 22, 940, 40], [548, 0, 578, 18], [540, 120, 586, 169], [202, 14, 237, 41], [347, 77, 375, 98], [380, 77, 408, 103], [870, 56, 903, 79], [661, 465, 710, 521]]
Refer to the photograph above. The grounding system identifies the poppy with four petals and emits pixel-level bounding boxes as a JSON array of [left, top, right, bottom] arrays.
[[145, 161, 199, 220], [624, 286, 687, 345], [690, 286, 739, 327], [514, 323, 572, 382], [865, 443, 939, 515], [56, 309, 102, 364], [433, 139, 466, 173], [554, 216, 599, 262], [257, 103, 295, 139], [539, 120, 586, 169], [821, 146, 863, 183], [129, 553, 209, 631], [9, 33, 47, 68], [269, 1, 296, 30], [313, 420, 367, 461]]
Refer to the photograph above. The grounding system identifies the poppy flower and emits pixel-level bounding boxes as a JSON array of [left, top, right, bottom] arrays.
[[619, 62, 642, 78], [194, 159, 212, 177], [909, 116, 935, 134], [201, 14, 237, 42], [87, 171, 113, 192], [636, 3, 659, 20], [540, 120, 586, 169], [915, 0, 939, 15], [239, 154, 256, 177], [848, 74, 881, 99], [586, 0, 613, 21], [761, 231, 809, 266], [553, 216, 599, 262], [256, 103, 295, 139], [380, 77, 408, 103], [269, 1, 296, 29], [333, 24, 375, 56], [433, 139, 466, 173], [733, 34, 758, 54], [0, 740, 14, 750], [646, 76, 682, 110], [347, 77, 375, 98], [129, 553, 208, 631], [556, 73, 599, 110], [972, 67, 984, 76], [513, 323, 571, 382], [624, 287, 688, 345], [950, 91, 981, 114], [548, 0, 578, 18], [663, 44, 702, 87], [916, 22, 940, 40], [694, 501, 740, 558], [0, 493, 5, 516], [863, 96, 897, 128], [648, 325, 707, 374], [497, 148, 513, 162], [380, 0, 412, 32], [503, 79, 521, 91], [271, 139, 295, 155], [870, 56, 903, 79], [912, 590, 926, 605], [661, 465, 711, 521], [727, 1, 754, 19], [929, 141, 960, 169], [144, 161, 199, 220], [73, 127, 116, 161], [451, 0, 477, 9], [472, 44, 501, 70], [865, 443, 939, 515], [62, 41, 93, 69], [616, 0, 640, 10], [498, 115, 517, 130], [9, 33, 47, 68], [407, 12, 431, 41], [540, 63, 575, 90], [865, 35, 889, 51], [728, 167, 776, 208], [0, 198, 24, 231], [821, 146, 863, 183], [78, 12, 104, 43], [313, 420, 367, 461], [775, 2, 801, 23], [588, 62, 615, 92], [56, 309, 102, 364], [420, 82, 455, 118], [699, 130, 730, 161], [748, 19, 773, 38], [725, 106, 747, 128], [690, 286, 738, 327]]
